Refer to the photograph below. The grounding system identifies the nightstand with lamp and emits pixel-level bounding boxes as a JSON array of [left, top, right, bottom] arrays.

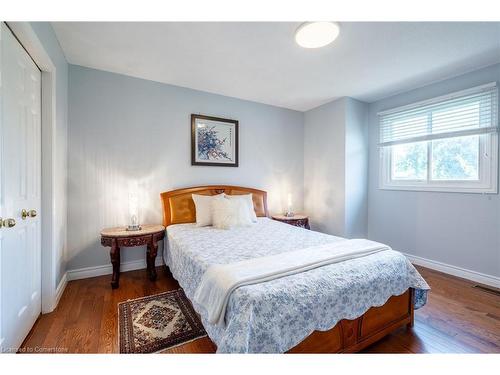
[[271, 193, 310, 229], [100, 183, 165, 289]]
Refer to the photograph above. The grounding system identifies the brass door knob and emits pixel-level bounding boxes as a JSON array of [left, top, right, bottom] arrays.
[[2, 218, 16, 228], [21, 209, 37, 219]]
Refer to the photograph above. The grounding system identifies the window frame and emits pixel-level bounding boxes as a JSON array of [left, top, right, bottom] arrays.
[[378, 84, 498, 194], [379, 133, 498, 193]]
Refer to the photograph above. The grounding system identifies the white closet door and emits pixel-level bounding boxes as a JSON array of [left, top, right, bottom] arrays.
[[0, 22, 42, 353]]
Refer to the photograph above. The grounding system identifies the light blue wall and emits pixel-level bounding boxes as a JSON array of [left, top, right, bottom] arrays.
[[367, 63, 500, 278], [304, 97, 368, 238], [30, 22, 68, 286], [345, 98, 368, 238], [304, 98, 346, 235], [67, 65, 304, 271]]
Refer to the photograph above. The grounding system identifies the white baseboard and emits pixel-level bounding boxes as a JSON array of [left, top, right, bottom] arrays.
[[67, 258, 164, 281], [404, 253, 500, 289], [64, 253, 499, 289], [53, 272, 68, 310]]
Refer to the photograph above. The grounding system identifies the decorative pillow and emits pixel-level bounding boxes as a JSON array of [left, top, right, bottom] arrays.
[[225, 194, 258, 222], [192, 193, 225, 227], [212, 196, 253, 230]]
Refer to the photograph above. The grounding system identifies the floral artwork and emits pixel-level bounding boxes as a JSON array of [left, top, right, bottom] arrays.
[[197, 125, 231, 161], [192, 115, 239, 167]]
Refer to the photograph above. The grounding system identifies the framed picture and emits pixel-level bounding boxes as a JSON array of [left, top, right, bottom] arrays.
[[191, 114, 239, 167]]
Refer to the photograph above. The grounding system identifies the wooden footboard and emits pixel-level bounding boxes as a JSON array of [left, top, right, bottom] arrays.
[[287, 288, 414, 353]]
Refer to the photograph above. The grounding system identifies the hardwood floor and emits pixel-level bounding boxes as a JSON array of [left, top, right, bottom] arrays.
[[20, 265, 499, 354]]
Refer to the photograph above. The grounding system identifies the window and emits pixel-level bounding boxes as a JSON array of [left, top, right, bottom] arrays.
[[379, 83, 498, 193]]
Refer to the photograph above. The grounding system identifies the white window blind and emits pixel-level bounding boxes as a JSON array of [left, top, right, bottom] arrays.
[[379, 83, 498, 147]]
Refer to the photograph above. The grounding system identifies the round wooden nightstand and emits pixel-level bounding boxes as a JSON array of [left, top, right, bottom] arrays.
[[100, 224, 165, 289], [271, 214, 310, 230]]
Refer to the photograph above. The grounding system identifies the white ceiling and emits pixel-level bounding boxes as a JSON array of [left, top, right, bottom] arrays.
[[52, 22, 500, 111]]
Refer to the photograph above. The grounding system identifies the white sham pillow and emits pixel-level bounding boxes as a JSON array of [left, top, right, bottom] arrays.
[[192, 193, 225, 227], [212, 196, 253, 230], [225, 194, 258, 222]]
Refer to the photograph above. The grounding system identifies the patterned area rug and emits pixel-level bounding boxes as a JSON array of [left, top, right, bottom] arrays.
[[118, 289, 207, 353]]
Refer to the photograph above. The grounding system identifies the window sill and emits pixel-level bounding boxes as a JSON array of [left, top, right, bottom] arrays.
[[378, 184, 498, 194]]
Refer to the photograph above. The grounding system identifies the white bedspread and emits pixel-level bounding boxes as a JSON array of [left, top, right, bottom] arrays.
[[164, 218, 430, 353], [194, 239, 390, 326]]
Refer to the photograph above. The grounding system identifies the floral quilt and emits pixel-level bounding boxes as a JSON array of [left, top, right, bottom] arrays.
[[163, 218, 429, 353]]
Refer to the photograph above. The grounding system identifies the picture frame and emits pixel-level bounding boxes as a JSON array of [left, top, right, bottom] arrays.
[[191, 114, 239, 167]]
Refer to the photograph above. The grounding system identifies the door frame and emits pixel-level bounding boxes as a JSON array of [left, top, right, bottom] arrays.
[[5, 22, 61, 313]]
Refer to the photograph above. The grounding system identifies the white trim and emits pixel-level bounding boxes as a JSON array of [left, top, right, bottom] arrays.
[[68, 253, 500, 290], [67, 258, 165, 281], [377, 82, 497, 116], [54, 272, 67, 308], [6, 22, 59, 313], [379, 132, 498, 194], [404, 253, 500, 289]]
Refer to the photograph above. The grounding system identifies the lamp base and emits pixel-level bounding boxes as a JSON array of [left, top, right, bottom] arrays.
[[284, 211, 294, 218], [126, 224, 142, 231]]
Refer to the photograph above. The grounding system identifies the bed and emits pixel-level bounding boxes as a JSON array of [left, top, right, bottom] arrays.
[[160, 185, 429, 353]]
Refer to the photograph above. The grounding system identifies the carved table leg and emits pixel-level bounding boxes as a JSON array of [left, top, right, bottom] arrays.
[[110, 239, 120, 289], [147, 237, 158, 281], [407, 288, 415, 329], [145, 246, 152, 278]]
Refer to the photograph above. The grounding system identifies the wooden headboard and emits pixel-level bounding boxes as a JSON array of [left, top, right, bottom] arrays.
[[160, 185, 268, 226]]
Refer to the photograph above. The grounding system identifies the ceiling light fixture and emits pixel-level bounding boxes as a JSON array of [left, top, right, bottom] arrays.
[[295, 22, 340, 49]]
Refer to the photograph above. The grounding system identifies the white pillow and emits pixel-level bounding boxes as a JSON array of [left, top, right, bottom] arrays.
[[212, 196, 253, 230], [192, 193, 225, 227], [225, 194, 258, 222]]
